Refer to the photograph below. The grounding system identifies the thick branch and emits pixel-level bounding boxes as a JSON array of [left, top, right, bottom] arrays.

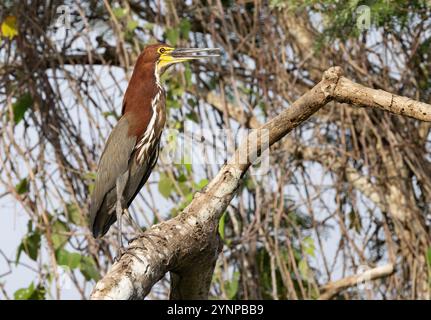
[[90, 67, 431, 300], [334, 77, 431, 121]]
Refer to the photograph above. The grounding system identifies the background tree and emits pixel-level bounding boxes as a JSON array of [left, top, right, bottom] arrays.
[[0, 0, 430, 300]]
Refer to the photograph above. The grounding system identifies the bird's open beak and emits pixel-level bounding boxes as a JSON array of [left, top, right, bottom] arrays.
[[171, 48, 221, 61], [158, 47, 220, 70]]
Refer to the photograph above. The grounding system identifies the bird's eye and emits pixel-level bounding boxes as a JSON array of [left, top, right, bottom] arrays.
[[159, 48, 166, 54]]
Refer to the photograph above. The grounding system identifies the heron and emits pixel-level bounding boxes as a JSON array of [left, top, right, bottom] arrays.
[[89, 43, 220, 255]]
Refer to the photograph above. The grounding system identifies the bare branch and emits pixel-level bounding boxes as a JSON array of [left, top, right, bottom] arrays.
[[319, 264, 395, 300], [334, 77, 431, 122]]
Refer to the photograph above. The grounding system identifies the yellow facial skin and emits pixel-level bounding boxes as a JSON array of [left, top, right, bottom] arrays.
[[157, 47, 194, 70]]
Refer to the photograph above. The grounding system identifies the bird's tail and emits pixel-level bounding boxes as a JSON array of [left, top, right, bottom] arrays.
[[90, 205, 117, 238]]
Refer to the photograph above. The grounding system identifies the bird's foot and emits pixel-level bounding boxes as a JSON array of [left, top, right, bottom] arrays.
[[128, 228, 147, 244], [128, 231, 164, 245]]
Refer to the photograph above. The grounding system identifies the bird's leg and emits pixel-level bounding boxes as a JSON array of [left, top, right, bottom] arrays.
[[127, 225, 166, 245], [115, 172, 129, 260], [123, 208, 144, 235], [115, 200, 124, 259]]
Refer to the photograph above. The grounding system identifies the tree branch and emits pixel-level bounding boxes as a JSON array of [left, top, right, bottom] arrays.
[[334, 77, 431, 121], [318, 264, 395, 300], [90, 67, 430, 300]]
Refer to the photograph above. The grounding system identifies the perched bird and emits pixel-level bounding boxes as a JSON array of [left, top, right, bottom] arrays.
[[89, 43, 220, 253]]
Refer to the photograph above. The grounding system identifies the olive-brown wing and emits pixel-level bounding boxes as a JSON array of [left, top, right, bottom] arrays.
[[89, 116, 137, 237]]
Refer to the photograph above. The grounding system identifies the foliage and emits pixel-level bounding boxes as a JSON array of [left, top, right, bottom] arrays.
[[14, 283, 46, 300], [12, 93, 32, 124], [1, 15, 18, 39]]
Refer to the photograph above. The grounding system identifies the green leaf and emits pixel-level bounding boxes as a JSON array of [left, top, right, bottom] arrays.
[[12, 93, 32, 124], [218, 212, 226, 241], [187, 98, 196, 108], [127, 19, 138, 32], [158, 173, 173, 198], [179, 19, 191, 39], [14, 283, 45, 300], [17, 231, 41, 262], [165, 28, 179, 46], [302, 236, 316, 258], [171, 85, 184, 97], [51, 220, 69, 250], [168, 99, 181, 109], [177, 174, 187, 183], [56, 249, 81, 269], [178, 181, 191, 195], [26, 220, 33, 233], [80, 256, 100, 281], [196, 178, 209, 190], [14, 283, 34, 300], [184, 163, 192, 174], [112, 7, 127, 19], [15, 178, 29, 194], [184, 64, 192, 87], [225, 271, 240, 299], [65, 203, 85, 226], [185, 111, 199, 123], [30, 285, 46, 300]]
